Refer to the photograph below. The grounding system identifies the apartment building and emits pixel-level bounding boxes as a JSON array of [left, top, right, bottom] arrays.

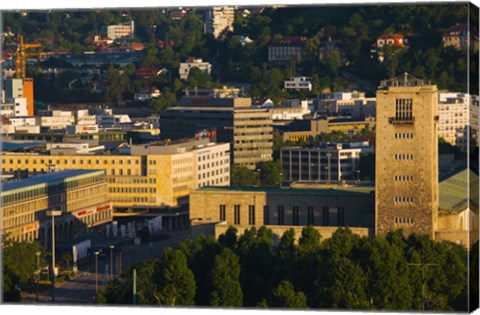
[[1, 169, 112, 245], [317, 91, 376, 118], [179, 57, 212, 80], [438, 92, 479, 150], [204, 6, 235, 39], [1, 139, 230, 211], [284, 76, 312, 91], [268, 37, 306, 62], [107, 20, 135, 41], [281, 142, 373, 182]]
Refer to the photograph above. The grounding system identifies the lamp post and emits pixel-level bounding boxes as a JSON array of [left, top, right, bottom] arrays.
[[94, 251, 99, 294], [35, 250, 41, 302], [109, 245, 115, 279], [47, 210, 62, 303]]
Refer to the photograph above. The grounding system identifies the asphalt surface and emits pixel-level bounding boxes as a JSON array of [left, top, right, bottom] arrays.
[[23, 230, 191, 305]]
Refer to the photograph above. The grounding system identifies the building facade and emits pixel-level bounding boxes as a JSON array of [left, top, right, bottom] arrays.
[[375, 74, 439, 237], [281, 142, 374, 182], [107, 20, 135, 40], [1, 170, 112, 245], [1, 139, 230, 211], [190, 186, 374, 239], [179, 58, 212, 80], [442, 23, 479, 52], [268, 37, 306, 62]]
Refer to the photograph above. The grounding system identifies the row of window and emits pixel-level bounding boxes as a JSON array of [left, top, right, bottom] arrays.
[[394, 154, 414, 160], [394, 217, 414, 225], [109, 187, 155, 194], [394, 175, 414, 181], [394, 133, 414, 139], [219, 205, 344, 226], [394, 196, 415, 203], [395, 98, 413, 120]]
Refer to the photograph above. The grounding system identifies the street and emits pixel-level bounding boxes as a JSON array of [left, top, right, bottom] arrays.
[[24, 230, 191, 305]]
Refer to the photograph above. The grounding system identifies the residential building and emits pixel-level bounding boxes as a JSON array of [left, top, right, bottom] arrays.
[[438, 92, 470, 149], [190, 186, 374, 240], [107, 20, 135, 41], [1, 139, 230, 211], [270, 107, 310, 121], [160, 96, 273, 169], [370, 34, 406, 61], [375, 73, 439, 238], [281, 142, 374, 182], [1, 169, 112, 246], [204, 7, 235, 39], [284, 76, 312, 91], [442, 23, 479, 52], [134, 88, 161, 101], [179, 57, 212, 80], [268, 37, 306, 62]]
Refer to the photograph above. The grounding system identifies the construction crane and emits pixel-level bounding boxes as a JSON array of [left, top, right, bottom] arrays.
[[14, 34, 41, 79]]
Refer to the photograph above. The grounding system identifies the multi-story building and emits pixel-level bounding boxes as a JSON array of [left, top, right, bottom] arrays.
[[1, 169, 112, 246], [107, 20, 135, 41], [179, 57, 212, 80], [1, 139, 230, 211], [204, 6, 235, 39], [284, 76, 312, 91], [317, 91, 376, 118], [375, 73, 439, 238], [281, 142, 374, 183], [190, 186, 374, 240], [160, 96, 273, 169], [442, 23, 479, 52], [268, 37, 307, 62]]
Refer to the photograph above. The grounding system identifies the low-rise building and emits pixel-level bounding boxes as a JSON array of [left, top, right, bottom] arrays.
[[1, 169, 112, 246], [190, 186, 374, 240], [317, 91, 376, 118], [370, 34, 406, 61], [179, 57, 212, 80], [284, 76, 312, 91], [134, 88, 161, 101], [204, 6, 235, 39], [281, 142, 374, 182]]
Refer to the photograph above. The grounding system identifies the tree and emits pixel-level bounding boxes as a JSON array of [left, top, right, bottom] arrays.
[[267, 280, 308, 308], [186, 67, 212, 88], [231, 165, 259, 186], [326, 50, 342, 76], [298, 225, 321, 253], [210, 248, 243, 307], [3, 239, 46, 301], [155, 248, 196, 306], [258, 160, 284, 187], [62, 251, 73, 271]]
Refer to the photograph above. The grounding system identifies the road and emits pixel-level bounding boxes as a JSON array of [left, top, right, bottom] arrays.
[[24, 230, 191, 305]]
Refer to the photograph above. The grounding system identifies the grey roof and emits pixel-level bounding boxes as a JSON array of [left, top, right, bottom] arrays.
[[1, 142, 46, 152], [2, 169, 104, 192]]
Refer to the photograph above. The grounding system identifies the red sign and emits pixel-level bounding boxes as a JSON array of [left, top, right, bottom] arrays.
[[24, 222, 39, 232], [97, 205, 110, 212]]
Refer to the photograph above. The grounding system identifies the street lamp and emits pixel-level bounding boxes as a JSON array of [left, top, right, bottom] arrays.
[[94, 251, 99, 294], [35, 250, 41, 302], [47, 210, 62, 303], [109, 245, 115, 279]]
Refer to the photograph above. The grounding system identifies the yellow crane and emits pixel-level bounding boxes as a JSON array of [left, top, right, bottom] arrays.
[[15, 35, 41, 79]]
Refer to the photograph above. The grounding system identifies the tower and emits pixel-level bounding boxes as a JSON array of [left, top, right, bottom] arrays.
[[375, 73, 439, 238]]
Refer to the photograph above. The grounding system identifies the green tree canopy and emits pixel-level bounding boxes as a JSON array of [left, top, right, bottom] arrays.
[[210, 248, 243, 307], [267, 280, 308, 308]]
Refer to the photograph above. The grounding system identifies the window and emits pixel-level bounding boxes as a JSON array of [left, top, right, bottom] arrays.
[[263, 206, 270, 225], [307, 206, 314, 225], [395, 98, 413, 120], [322, 206, 329, 226], [219, 205, 226, 221], [292, 206, 300, 225], [278, 206, 285, 225], [337, 207, 345, 226], [248, 205, 255, 225], [234, 205, 240, 224]]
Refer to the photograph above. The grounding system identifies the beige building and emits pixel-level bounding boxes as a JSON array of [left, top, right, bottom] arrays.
[[1, 139, 230, 212], [375, 73, 439, 238], [107, 20, 135, 40], [1, 169, 112, 246], [190, 186, 374, 240], [179, 57, 212, 80], [204, 7, 235, 39]]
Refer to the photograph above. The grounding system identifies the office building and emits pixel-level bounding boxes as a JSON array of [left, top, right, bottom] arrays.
[[281, 142, 374, 183], [375, 73, 439, 237], [1, 170, 112, 245], [161, 96, 273, 169]]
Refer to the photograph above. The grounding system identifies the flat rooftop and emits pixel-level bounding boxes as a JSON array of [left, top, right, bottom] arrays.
[[196, 186, 374, 196], [2, 169, 104, 192]]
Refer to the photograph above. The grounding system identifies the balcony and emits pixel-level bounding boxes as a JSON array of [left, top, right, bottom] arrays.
[[388, 117, 415, 125]]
